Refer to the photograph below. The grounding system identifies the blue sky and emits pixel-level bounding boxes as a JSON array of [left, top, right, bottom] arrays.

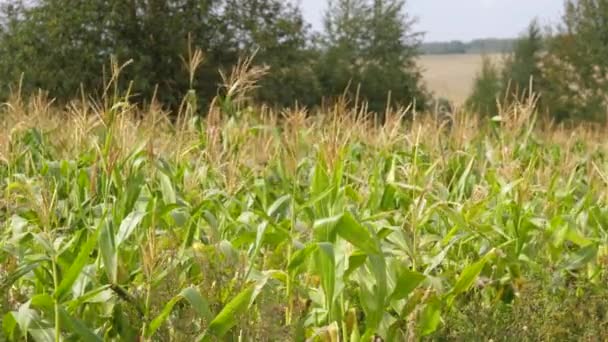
[[300, 0, 564, 42]]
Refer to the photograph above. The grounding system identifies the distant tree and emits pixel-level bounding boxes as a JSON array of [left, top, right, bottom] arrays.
[[318, 0, 429, 114], [501, 20, 544, 103], [445, 41, 467, 54], [466, 55, 501, 116], [420, 39, 516, 55], [541, 0, 608, 122], [466, 38, 515, 54]]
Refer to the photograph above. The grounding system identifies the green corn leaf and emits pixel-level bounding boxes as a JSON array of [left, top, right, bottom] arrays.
[[335, 212, 380, 255], [419, 297, 441, 336], [181, 287, 213, 322], [147, 287, 212, 338], [158, 172, 177, 204], [311, 154, 330, 196], [55, 224, 101, 300], [451, 251, 494, 296], [116, 210, 146, 247], [99, 220, 117, 284], [313, 215, 341, 242], [564, 244, 598, 270], [66, 285, 113, 311], [267, 194, 291, 219], [58, 308, 102, 342], [390, 269, 426, 301], [360, 254, 387, 339], [345, 252, 367, 279], [311, 153, 330, 216], [146, 295, 183, 338], [299, 186, 334, 211], [201, 285, 256, 340], [2, 312, 18, 340], [0, 261, 41, 292], [288, 243, 319, 272], [315, 242, 336, 321], [13, 303, 54, 342], [566, 227, 593, 247], [31, 294, 102, 342]]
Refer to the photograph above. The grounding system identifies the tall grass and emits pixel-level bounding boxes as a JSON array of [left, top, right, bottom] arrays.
[[2, 62, 608, 341]]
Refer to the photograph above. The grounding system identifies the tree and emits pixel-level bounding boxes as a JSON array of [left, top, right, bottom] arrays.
[[466, 55, 501, 116], [541, 0, 608, 122], [221, 0, 322, 107], [0, 0, 315, 110], [0, 0, 227, 106], [501, 20, 544, 103], [318, 0, 428, 114], [0, 1, 114, 99]]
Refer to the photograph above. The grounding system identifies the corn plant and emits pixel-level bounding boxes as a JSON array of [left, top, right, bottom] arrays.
[[2, 86, 608, 341]]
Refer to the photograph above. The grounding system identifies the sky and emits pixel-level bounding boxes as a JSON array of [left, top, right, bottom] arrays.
[[300, 0, 564, 42]]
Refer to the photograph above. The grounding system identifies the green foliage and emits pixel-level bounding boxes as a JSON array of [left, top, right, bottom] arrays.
[[501, 20, 544, 103], [465, 21, 542, 118], [0, 0, 429, 113], [318, 0, 429, 114], [220, 0, 322, 107], [465, 55, 501, 116], [434, 281, 608, 340], [540, 0, 608, 122], [0, 0, 317, 109]]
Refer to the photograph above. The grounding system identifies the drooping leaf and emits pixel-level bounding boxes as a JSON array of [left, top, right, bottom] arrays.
[[146, 295, 183, 338], [147, 287, 212, 338], [391, 269, 426, 301], [335, 212, 380, 255], [202, 285, 256, 340], [419, 297, 441, 336], [99, 220, 117, 283], [345, 252, 368, 279], [13, 303, 54, 342], [30, 294, 103, 342], [288, 243, 319, 272], [313, 215, 341, 242], [158, 172, 177, 204], [563, 244, 598, 270], [315, 242, 336, 321], [55, 224, 101, 300], [116, 210, 146, 247], [267, 194, 291, 219], [451, 251, 494, 296]]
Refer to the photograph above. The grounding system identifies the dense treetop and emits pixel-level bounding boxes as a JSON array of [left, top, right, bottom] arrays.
[[0, 0, 428, 114]]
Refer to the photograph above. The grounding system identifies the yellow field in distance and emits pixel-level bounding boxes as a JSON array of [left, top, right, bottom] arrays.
[[418, 53, 504, 105]]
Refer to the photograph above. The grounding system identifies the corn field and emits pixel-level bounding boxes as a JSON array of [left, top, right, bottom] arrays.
[[2, 68, 608, 341]]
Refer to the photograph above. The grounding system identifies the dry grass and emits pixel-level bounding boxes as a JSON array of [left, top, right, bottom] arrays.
[[419, 53, 505, 104]]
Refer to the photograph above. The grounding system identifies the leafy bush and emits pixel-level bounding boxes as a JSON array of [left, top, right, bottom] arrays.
[[465, 55, 501, 116], [540, 0, 608, 122]]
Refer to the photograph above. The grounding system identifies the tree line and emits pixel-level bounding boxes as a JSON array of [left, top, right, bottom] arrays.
[[0, 0, 428, 114], [2, 0, 608, 122], [420, 38, 516, 55]]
